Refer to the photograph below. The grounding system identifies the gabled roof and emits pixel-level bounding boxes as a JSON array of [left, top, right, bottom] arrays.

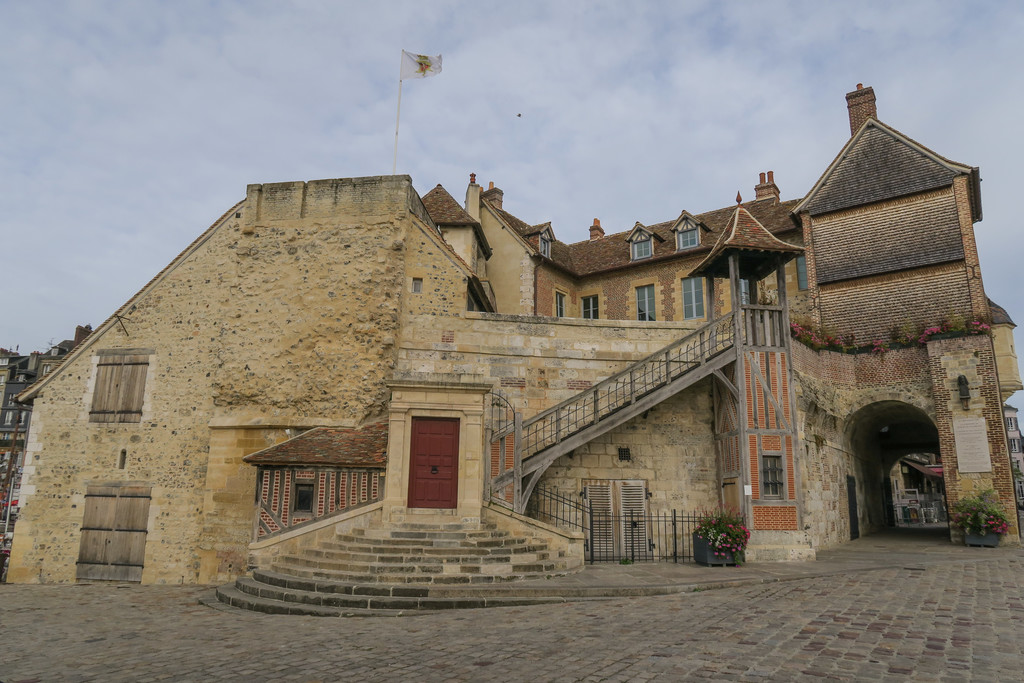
[[422, 184, 493, 260], [563, 197, 801, 277], [691, 205, 802, 279], [18, 200, 244, 403], [625, 222, 665, 243], [242, 423, 388, 467], [796, 119, 979, 218], [422, 184, 478, 226]]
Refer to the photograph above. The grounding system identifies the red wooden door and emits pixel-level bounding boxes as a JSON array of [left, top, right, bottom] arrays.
[[408, 418, 460, 508]]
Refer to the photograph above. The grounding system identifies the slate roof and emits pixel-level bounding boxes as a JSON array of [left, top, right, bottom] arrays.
[[422, 185, 478, 226], [989, 299, 1014, 326], [800, 120, 973, 217], [242, 423, 388, 467]]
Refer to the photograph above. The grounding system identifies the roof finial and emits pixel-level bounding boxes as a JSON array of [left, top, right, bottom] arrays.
[[736, 191, 742, 205]]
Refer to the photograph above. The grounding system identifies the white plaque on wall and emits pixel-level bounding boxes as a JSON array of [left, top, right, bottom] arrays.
[[954, 417, 992, 473]]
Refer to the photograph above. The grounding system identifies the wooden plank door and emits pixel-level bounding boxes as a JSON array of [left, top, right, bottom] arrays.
[[408, 418, 459, 509], [76, 484, 151, 582]]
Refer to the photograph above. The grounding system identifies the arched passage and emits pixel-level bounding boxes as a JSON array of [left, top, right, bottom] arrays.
[[845, 401, 941, 537]]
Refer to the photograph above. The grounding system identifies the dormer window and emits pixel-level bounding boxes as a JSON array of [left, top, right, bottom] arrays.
[[676, 225, 698, 250], [631, 238, 651, 260], [538, 228, 553, 258], [672, 214, 701, 251]]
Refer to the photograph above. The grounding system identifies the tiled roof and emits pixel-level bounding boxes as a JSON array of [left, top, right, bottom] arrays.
[[243, 422, 388, 467], [814, 189, 964, 284], [490, 204, 538, 236], [989, 299, 1014, 326], [422, 185, 478, 226], [691, 205, 802, 277], [801, 120, 970, 216], [560, 197, 800, 277]]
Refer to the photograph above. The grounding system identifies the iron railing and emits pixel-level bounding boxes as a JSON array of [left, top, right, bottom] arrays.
[[527, 487, 706, 564], [520, 313, 737, 457]]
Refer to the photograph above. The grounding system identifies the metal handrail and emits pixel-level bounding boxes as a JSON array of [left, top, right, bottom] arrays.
[[520, 313, 736, 456]]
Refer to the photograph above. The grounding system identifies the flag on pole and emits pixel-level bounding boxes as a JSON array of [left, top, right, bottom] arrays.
[[400, 50, 442, 80]]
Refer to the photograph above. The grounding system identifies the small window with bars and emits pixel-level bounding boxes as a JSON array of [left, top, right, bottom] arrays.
[[762, 455, 784, 498]]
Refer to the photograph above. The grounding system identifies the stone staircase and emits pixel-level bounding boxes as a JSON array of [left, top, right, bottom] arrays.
[[215, 522, 575, 615]]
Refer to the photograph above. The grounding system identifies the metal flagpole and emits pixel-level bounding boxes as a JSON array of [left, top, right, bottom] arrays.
[[393, 52, 404, 175]]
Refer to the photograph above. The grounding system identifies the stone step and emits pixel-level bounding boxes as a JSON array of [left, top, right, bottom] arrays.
[[220, 576, 568, 614], [350, 527, 512, 541], [294, 544, 552, 563], [269, 558, 568, 584], [276, 550, 553, 574], [319, 538, 545, 556]]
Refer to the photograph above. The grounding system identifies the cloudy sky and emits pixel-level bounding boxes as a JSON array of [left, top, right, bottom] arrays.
[[3, 1, 1023, 381]]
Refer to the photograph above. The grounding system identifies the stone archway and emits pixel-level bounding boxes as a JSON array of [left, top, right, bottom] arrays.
[[844, 401, 941, 538]]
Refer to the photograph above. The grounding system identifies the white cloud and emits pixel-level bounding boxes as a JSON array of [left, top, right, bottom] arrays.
[[2, 0, 1022, 394]]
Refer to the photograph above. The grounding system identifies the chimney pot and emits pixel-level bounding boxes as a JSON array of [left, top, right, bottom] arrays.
[[589, 218, 605, 240], [470, 173, 476, 184], [754, 170, 781, 202], [488, 182, 494, 190]]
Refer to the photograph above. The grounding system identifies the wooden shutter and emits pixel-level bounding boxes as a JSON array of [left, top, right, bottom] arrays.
[[618, 480, 650, 559], [90, 353, 149, 423], [76, 484, 151, 582], [584, 480, 614, 560]]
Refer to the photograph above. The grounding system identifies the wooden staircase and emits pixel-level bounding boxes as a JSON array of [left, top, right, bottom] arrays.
[[216, 522, 573, 615], [491, 312, 741, 512]]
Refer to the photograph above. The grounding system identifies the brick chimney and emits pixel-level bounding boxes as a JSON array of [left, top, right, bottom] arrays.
[[482, 181, 503, 210], [465, 173, 481, 221], [589, 218, 605, 240], [754, 171, 780, 202], [846, 83, 876, 136], [73, 324, 92, 349]]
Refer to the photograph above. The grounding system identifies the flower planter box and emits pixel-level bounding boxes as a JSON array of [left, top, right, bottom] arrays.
[[964, 532, 1001, 548], [693, 533, 742, 566]]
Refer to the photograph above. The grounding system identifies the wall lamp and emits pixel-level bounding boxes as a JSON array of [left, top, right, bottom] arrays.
[[957, 375, 971, 410]]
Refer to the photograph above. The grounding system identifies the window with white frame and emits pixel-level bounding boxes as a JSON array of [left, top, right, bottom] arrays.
[[676, 226, 698, 250], [582, 295, 599, 320], [631, 236, 652, 260], [555, 291, 566, 318], [681, 277, 705, 320], [539, 234, 551, 258], [1010, 438, 1021, 453], [636, 285, 656, 321], [1006, 416, 1018, 432]]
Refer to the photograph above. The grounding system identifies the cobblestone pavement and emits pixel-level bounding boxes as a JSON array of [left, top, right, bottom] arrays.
[[3, 554, 1024, 681]]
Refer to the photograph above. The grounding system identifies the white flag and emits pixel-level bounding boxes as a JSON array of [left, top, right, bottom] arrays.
[[401, 50, 442, 79]]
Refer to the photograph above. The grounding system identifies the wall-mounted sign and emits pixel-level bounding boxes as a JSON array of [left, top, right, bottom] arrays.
[[954, 417, 992, 473]]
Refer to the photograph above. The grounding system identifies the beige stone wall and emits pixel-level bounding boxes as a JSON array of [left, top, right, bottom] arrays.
[[539, 379, 718, 511], [992, 323, 1022, 400], [397, 312, 701, 416], [11, 175, 483, 585], [478, 206, 535, 314]]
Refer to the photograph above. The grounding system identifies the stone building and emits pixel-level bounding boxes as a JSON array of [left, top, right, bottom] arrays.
[[8, 85, 1021, 586]]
